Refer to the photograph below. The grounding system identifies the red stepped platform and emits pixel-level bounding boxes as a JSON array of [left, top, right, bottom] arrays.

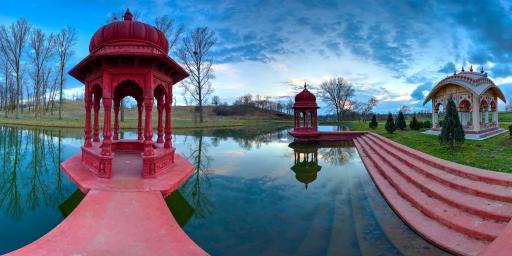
[[354, 132, 512, 256]]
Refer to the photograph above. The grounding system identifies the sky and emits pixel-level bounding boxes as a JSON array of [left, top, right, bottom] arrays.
[[1, 0, 511, 113]]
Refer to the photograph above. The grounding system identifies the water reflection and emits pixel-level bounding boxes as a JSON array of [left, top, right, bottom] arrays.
[[180, 132, 215, 218], [289, 142, 322, 189], [288, 141, 357, 189], [0, 127, 68, 219], [0, 125, 449, 255]]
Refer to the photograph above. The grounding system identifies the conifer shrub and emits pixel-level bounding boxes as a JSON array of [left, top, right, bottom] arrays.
[[385, 113, 396, 134], [395, 111, 407, 130], [423, 120, 432, 128], [409, 114, 421, 130], [439, 96, 465, 148], [369, 114, 378, 129]]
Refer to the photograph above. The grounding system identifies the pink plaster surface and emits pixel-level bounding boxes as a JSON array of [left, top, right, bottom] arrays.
[[6, 152, 206, 256], [61, 152, 194, 197], [6, 190, 207, 256]]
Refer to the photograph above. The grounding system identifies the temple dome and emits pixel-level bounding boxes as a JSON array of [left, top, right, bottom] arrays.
[[295, 87, 316, 103], [89, 9, 169, 54], [293, 83, 319, 109]]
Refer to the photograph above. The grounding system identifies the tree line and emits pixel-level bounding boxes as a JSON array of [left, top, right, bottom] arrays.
[[0, 19, 77, 119], [0, 11, 219, 124]]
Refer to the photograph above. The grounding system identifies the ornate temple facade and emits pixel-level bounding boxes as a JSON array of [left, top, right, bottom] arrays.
[[423, 66, 506, 139]]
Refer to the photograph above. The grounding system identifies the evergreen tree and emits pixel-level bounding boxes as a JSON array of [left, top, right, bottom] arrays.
[[396, 111, 406, 130], [423, 120, 432, 128], [439, 96, 465, 148], [385, 113, 396, 134], [369, 114, 378, 129], [409, 114, 421, 130]]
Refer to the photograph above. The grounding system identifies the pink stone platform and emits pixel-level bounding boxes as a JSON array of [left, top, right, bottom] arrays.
[[6, 152, 207, 256]]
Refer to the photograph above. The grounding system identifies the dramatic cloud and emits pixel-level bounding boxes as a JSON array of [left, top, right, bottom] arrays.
[[3, 0, 510, 112]]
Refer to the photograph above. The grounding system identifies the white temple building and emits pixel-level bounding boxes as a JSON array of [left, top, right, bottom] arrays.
[[423, 66, 507, 140]]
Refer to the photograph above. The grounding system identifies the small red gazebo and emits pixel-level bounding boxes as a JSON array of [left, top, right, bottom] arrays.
[[69, 9, 188, 179], [292, 83, 319, 133]]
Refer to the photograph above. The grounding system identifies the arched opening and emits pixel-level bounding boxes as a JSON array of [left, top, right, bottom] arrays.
[[91, 84, 103, 142], [154, 85, 168, 144], [490, 100, 497, 125], [480, 100, 489, 125], [433, 102, 444, 128], [458, 99, 471, 127], [113, 81, 143, 140]]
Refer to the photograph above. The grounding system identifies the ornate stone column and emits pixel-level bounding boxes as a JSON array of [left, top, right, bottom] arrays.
[[84, 91, 92, 147], [164, 95, 172, 149], [143, 98, 154, 156], [101, 98, 113, 156], [93, 96, 101, 142], [157, 97, 164, 143], [137, 100, 143, 140], [472, 96, 480, 132], [113, 99, 120, 140], [313, 111, 318, 131]]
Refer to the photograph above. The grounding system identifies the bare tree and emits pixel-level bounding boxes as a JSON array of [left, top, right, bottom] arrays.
[[319, 77, 354, 122], [211, 95, 220, 106], [55, 26, 77, 120], [177, 27, 216, 123], [29, 29, 54, 117], [360, 97, 379, 122], [0, 19, 31, 119], [154, 15, 184, 51]]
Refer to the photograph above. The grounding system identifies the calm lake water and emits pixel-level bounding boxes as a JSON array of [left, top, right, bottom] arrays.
[[0, 125, 449, 255]]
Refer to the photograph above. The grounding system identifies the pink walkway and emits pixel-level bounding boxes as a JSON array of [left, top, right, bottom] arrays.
[[6, 153, 207, 256]]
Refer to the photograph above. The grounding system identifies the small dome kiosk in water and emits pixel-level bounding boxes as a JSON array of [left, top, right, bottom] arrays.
[[423, 66, 507, 139]]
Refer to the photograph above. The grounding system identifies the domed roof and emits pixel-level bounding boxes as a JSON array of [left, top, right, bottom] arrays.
[[89, 9, 169, 54], [295, 84, 316, 103], [294, 83, 319, 108], [423, 66, 506, 105]]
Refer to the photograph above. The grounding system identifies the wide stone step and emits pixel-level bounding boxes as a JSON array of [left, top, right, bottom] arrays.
[[367, 133, 512, 186], [359, 135, 512, 222], [354, 138, 488, 256], [365, 134, 512, 204]]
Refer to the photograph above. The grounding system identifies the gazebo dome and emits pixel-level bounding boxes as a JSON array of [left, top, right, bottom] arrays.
[[294, 83, 319, 109], [89, 9, 169, 54], [295, 87, 316, 103]]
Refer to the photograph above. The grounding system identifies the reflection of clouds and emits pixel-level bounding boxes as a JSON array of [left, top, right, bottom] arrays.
[[319, 147, 356, 166], [218, 150, 247, 158]]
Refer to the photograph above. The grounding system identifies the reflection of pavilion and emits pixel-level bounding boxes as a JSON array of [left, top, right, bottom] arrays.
[[290, 142, 322, 189], [423, 66, 507, 139], [288, 141, 355, 189]]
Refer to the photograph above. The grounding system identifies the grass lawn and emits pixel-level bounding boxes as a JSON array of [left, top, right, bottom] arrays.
[[0, 115, 292, 130], [0, 100, 293, 129], [345, 120, 512, 173]]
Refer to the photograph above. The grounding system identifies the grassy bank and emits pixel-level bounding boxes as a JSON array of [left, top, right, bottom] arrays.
[[0, 116, 292, 130], [0, 100, 293, 129], [347, 121, 512, 173]]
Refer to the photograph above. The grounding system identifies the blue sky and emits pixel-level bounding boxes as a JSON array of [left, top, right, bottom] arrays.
[[1, 0, 512, 113]]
